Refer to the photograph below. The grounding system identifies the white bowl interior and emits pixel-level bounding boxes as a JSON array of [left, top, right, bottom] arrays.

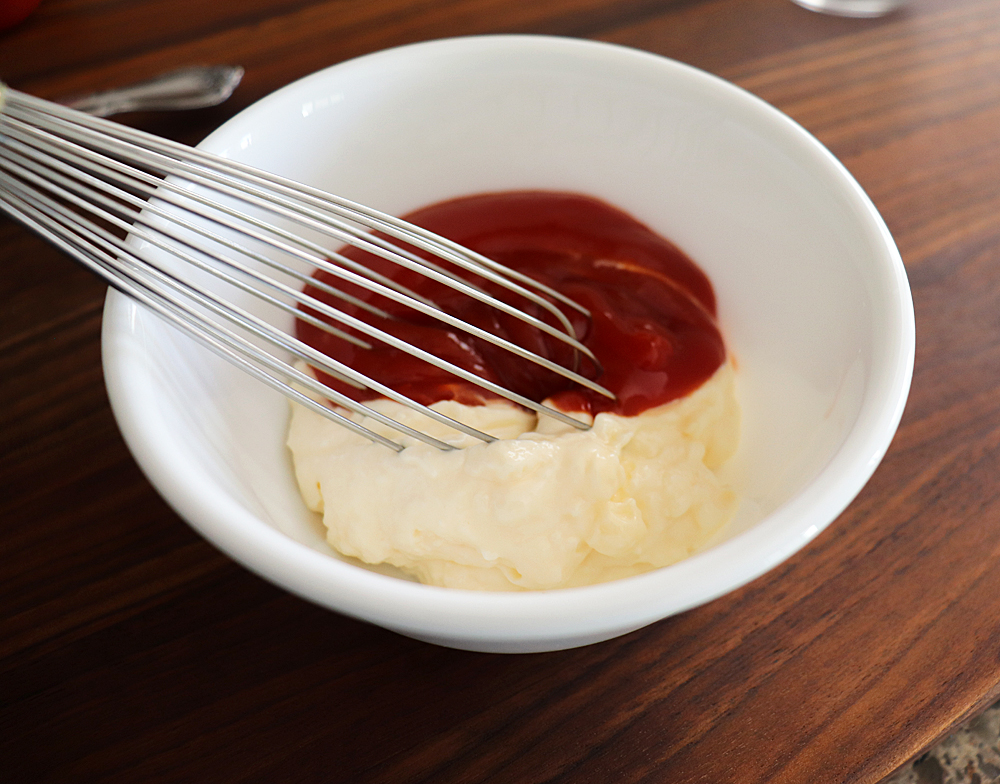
[[102, 36, 913, 652]]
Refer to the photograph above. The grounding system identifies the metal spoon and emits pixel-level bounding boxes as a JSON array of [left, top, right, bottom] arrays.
[[63, 65, 244, 117]]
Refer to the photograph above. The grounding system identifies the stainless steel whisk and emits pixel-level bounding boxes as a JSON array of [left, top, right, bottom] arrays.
[[0, 85, 614, 451]]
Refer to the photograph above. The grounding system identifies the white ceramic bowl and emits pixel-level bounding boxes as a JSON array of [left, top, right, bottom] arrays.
[[102, 35, 914, 653]]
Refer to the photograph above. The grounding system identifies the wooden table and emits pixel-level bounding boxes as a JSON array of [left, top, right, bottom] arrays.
[[3, 1, 999, 782]]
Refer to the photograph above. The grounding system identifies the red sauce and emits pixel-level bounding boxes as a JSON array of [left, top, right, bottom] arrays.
[[297, 191, 725, 417]]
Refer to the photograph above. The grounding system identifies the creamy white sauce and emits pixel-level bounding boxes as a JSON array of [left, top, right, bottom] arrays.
[[287, 363, 740, 591]]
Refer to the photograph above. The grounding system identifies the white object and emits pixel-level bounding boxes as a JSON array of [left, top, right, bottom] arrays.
[[790, 0, 906, 17], [102, 35, 915, 653]]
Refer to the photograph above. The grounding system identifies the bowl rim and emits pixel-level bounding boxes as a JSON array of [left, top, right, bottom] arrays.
[[101, 34, 915, 645]]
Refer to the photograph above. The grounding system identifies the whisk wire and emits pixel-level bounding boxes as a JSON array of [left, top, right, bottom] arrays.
[[4, 101, 612, 399], [1, 130, 600, 429], [0, 85, 615, 449], [0, 184, 412, 449], [0, 148, 518, 446], [11, 94, 600, 362], [0, 169, 486, 450], [24, 90, 595, 321]]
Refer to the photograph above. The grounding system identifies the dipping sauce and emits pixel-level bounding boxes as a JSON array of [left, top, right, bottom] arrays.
[[287, 191, 739, 591], [296, 191, 726, 416]]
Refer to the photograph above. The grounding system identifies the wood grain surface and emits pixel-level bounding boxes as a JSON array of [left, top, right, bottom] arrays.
[[3, 1, 1000, 782]]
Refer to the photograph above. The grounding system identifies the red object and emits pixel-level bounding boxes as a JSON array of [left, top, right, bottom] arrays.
[[0, 0, 41, 31], [298, 191, 725, 417]]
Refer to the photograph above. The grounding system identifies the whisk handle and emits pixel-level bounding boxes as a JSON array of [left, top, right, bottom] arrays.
[[60, 66, 245, 117]]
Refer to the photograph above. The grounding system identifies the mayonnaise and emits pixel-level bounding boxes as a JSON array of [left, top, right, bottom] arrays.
[[287, 363, 739, 591]]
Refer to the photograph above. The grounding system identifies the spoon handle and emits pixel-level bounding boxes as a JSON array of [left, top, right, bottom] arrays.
[[63, 65, 244, 117]]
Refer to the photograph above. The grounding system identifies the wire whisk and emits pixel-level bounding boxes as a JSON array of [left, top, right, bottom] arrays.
[[0, 85, 614, 451]]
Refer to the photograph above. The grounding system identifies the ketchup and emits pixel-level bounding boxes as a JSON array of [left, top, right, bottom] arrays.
[[296, 192, 725, 417]]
